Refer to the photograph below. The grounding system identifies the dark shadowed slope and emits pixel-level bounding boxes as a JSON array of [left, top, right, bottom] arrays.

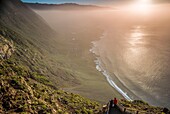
[[0, 0, 56, 50], [0, 0, 79, 87]]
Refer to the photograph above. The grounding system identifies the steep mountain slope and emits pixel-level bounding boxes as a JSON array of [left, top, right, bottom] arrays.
[[0, 0, 101, 113], [0, 0, 79, 87], [0, 0, 54, 47]]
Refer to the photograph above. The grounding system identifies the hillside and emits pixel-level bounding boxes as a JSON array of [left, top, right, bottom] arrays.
[[0, 55, 100, 113], [0, 0, 81, 88], [0, 0, 101, 113]]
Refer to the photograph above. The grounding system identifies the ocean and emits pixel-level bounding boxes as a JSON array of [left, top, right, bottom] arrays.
[[90, 6, 170, 107]]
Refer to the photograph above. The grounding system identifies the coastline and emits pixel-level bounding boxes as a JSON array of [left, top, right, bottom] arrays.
[[89, 30, 170, 108], [89, 31, 134, 101]]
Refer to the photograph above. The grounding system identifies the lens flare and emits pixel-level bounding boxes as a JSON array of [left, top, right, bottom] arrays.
[[127, 0, 152, 14]]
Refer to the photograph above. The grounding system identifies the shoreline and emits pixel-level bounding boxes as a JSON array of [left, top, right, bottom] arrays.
[[89, 31, 133, 101], [89, 30, 170, 108]]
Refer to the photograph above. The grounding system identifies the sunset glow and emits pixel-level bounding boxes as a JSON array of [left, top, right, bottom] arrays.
[[128, 0, 152, 14]]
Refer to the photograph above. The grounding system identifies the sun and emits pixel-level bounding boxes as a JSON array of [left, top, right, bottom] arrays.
[[136, 3, 150, 12], [127, 0, 152, 14], [139, 0, 150, 3]]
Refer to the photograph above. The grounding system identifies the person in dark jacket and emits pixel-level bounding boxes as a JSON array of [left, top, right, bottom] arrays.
[[162, 108, 169, 114], [107, 99, 114, 113], [110, 99, 114, 108]]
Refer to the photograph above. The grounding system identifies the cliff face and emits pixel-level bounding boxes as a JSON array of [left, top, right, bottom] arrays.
[[0, 35, 14, 60]]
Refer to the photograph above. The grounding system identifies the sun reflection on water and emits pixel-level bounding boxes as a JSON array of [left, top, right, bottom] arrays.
[[125, 26, 147, 68], [129, 26, 145, 47]]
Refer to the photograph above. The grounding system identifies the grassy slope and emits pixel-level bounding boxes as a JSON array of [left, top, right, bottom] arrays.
[[0, 0, 101, 113], [120, 100, 163, 114], [0, 0, 81, 88], [0, 58, 100, 113]]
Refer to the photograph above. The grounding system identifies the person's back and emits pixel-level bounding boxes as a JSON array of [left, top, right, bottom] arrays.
[[108, 99, 114, 114], [109, 99, 114, 109]]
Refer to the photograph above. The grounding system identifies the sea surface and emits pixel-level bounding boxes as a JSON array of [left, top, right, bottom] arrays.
[[90, 6, 170, 107]]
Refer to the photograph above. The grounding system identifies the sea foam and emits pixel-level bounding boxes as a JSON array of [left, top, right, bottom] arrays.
[[90, 32, 132, 101]]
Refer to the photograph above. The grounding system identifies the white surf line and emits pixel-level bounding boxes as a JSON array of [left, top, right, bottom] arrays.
[[90, 32, 132, 101], [102, 70, 132, 101]]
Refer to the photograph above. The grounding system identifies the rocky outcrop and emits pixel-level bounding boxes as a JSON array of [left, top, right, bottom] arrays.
[[0, 35, 14, 60]]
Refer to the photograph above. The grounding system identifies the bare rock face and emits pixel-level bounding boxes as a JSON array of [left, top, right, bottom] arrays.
[[0, 35, 14, 60]]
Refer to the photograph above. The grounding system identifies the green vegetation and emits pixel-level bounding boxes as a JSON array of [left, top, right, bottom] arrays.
[[0, 58, 100, 113], [0, 22, 101, 113], [120, 99, 163, 114]]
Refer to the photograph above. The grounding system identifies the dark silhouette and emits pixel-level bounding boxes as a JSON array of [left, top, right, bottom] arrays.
[[109, 99, 114, 108], [108, 99, 114, 113], [162, 108, 169, 114]]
